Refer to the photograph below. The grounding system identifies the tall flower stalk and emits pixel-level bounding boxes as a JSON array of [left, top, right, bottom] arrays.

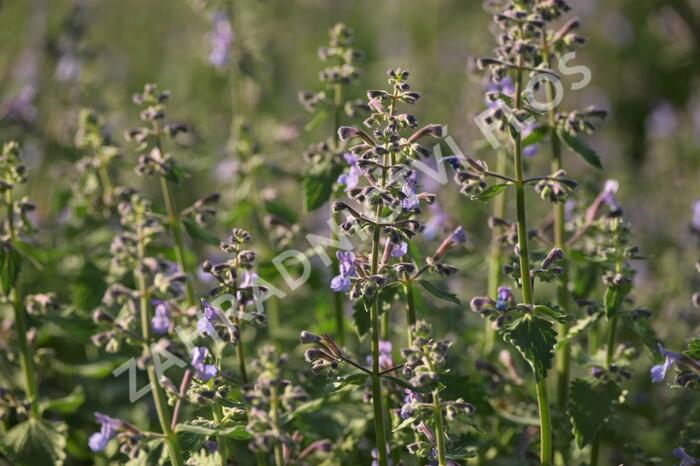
[[1, 141, 39, 417], [328, 67, 444, 466], [300, 23, 364, 345]]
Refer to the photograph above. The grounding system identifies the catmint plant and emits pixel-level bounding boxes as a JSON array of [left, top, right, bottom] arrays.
[[397, 320, 476, 465], [125, 83, 213, 307], [320, 66, 449, 466], [91, 192, 184, 464], [300, 22, 365, 345]]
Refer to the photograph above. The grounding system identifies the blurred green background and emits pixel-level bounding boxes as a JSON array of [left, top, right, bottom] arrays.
[[0, 0, 699, 464]]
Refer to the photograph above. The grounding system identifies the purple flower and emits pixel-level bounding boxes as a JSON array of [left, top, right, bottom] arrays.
[[651, 343, 684, 383], [424, 203, 449, 240], [151, 301, 170, 335], [208, 12, 234, 69], [600, 179, 621, 212], [400, 390, 423, 420], [673, 447, 699, 466], [367, 340, 393, 370], [191, 346, 218, 381], [646, 101, 679, 140], [330, 275, 352, 293], [390, 241, 408, 258], [486, 77, 515, 99], [692, 200, 700, 232], [442, 155, 463, 170], [338, 153, 362, 191], [197, 300, 219, 338], [401, 171, 419, 211], [450, 226, 467, 244], [522, 125, 539, 158], [331, 251, 357, 293], [88, 412, 122, 452], [496, 286, 513, 311]]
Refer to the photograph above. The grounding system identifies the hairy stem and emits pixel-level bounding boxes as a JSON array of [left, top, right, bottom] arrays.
[[370, 216, 389, 466], [6, 190, 39, 417], [235, 313, 249, 384], [541, 29, 572, 412], [153, 121, 195, 306], [485, 149, 508, 354], [212, 403, 229, 466], [403, 274, 417, 345], [432, 389, 448, 466], [136, 227, 183, 466], [513, 60, 551, 466], [270, 383, 285, 466]]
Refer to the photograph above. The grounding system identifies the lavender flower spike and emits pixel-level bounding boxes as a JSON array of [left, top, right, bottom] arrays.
[[88, 412, 122, 452], [197, 299, 219, 338], [692, 200, 700, 232], [208, 12, 234, 69]]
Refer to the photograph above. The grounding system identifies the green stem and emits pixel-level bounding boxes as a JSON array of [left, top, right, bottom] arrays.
[[370, 217, 389, 466], [270, 384, 285, 466], [6, 190, 39, 416], [536, 379, 552, 466], [432, 389, 447, 466], [590, 436, 600, 466], [235, 314, 248, 384], [513, 59, 551, 466], [485, 149, 508, 354], [403, 274, 417, 346], [331, 80, 346, 346], [212, 404, 228, 466], [153, 121, 195, 306], [136, 228, 183, 466], [606, 316, 618, 368], [542, 29, 572, 412]]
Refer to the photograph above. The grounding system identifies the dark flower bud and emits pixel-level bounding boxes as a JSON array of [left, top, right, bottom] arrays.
[[300, 330, 321, 344], [337, 126, 359, 141], [332, 200, 349, 213], [542, 247, 564, 269]]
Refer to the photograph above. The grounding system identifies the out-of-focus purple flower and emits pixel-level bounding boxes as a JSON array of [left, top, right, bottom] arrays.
[[496, 286, 513, 311], [401, 171, 419, 211], [55, 51, 81, 82], [600, 179, 621, 212], [450, 226, 466, 244], [673, 447, 699, 466], [424, 203, 449, 240], [390, 240, 408, 258], [337, 153, 362, 191], [208, 12, 234, 69], [197, 300, 219, 338], [651, 343, 683, 383], [692, 200, 700, 232], [366, 340, 393, 370], [522, 125, 539, 158], [331, 251, 356, 293], [191, 346, 218, 381], [88, 412, 122, 452], [646, 101, 679, 139], [151, 300, 170, 335]]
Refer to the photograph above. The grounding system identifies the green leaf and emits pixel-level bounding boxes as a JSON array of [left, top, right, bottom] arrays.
[[466, 183, 510, 202], [685, 338, 700, 360], [176, 422, 252, 440], [417, 280, 461, 305], [183, 218, 220, 245], [446, 447, 478, 460], [302, 160, 343, 211], [502, 316, 557, 380], [558, 127, 603, 170], [533, 304, 574, 324], [604, 282, 631, 318], [567, 378, 620, 448], [522, 125, 549, 146], [0, 243, 21, 294], [330, 373, 369, 392], [353, 300, 370, 337], [2, 418, 67, 466], [40, 386, 85, 415], [556, 313, 603, 349], [382, 375, 432, 393]]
